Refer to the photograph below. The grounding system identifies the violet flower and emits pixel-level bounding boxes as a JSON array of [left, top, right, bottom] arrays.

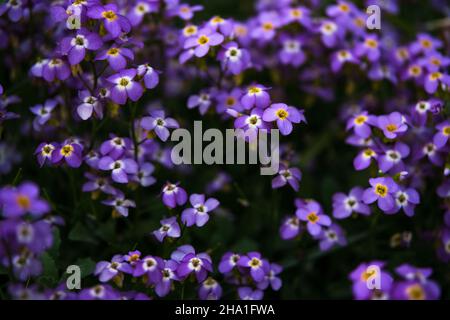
[[181, 194, 220, 227]]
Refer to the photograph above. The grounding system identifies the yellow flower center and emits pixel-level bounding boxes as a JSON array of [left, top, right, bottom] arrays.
[[211, 16, 224, 24], [430, 72, 442, 80], [360, 269, 376, 282], [102, 10, 117, 21], [421, 39, 431, 48], [61, 144, 74, 157], [307, 212, 319, 223], [262, 22, 274, 31], [365, 39, 378, 48], [16, 195, 31, 209], [183, 25, 197, 36], [276, 109, 289, 120], [354, 115, 367, 125], [410, 65, 421, 76], [107, 48, 120, 56], [226, 97, 235, 106], [406, 284, 425, 300], [354, 17, 364, 28], [197, 35, 209, 45], [248, 86, 261, 94], [249, 258, 261, 267], [119, 78, 129, 87], [339, 4, 350, 12], [290, 9, 302, 18], [375, 183, 388, 197], [443, 126, 450, 136], [363, 149, 375, 157], [386, 124, 398, 132]]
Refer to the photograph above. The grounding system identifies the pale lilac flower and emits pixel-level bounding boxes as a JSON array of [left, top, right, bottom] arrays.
[[181, 194, 220, 227], [152, 217, 181, 242]]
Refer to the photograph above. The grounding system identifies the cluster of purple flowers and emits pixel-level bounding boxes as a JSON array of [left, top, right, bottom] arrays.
[[349, 262, 441, 300], [92, 245, 217, 299], [0, 182, 61, 281], [0, 0, 448, 300]]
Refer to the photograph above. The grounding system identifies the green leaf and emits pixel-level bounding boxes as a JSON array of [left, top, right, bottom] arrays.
[[68, 223, 97, 244], [75, 257, 96, 279], [48, 228, 61, 258], [38, 252, 58, 287]]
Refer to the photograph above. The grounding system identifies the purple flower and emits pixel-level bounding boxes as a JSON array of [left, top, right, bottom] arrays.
[[161, 182, 187, 208], [106, 69, 143, 105], [386, 188, 420, 217], [181, 194, 220, 227], [171, 4, 203, 20], [279, 36, 305, 67], [296, 201, 332, 236], [218, 42, 250, 75], [363, 177, 399, 212], [251, 11, 281, 41], [35, 142, 57, 167], [377, 112, 408, 139], [378, 142, 410, 173], [42, 58, 71, 82], [355, 35, 381, 62], [96, 46, 134, 72], [318, 223, 347, 251], [256, 263, 282, 291], [51, 141, 83, 168], [152, 217, 181, 242], [183, 28, 224, 58], [237, 252, 268, 282], [98, 156, 138, 184], [187, 91, 212, 115], [100, 136, 132, 159], [433, 121, 450, 148], [141, 110, 179, 141], [280, 216, 301, 240], [82, 173, 116, 196], [0, 182, 49, 218], [0, 0, 26, 22], [424, 71, 450, 94], [234, 108, 268, 138], [30, 99, 58, 126], [207, 16, 233, 36], [238, 287, 263, 300], [271, 166, 302, 191], [155, 260, 179, 297], [102, 193, 136, 217], [349, 262, 393, 300], [79, 284, 120, 300], [77, 90, 102, 120], [87, 4, 131, 38], [319, 20, 342, 48], [95, 255, 133, 282], [218, 252, 241, 274], [354, 147, 378, 171], [137, 64, 160, 89], [332, 187, 371, 219], [263, 103, 305, 135], [133, 255, 164, 284], [393, 281, 440, 300], [346, 111, 373, 138], [241, 85, 270, 110], [60, 29, 102, 65], [410, 33, 442, 55], [176, 247, 212, 283], [199, 277, 222, 300], [131, 162, 156, 187]]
